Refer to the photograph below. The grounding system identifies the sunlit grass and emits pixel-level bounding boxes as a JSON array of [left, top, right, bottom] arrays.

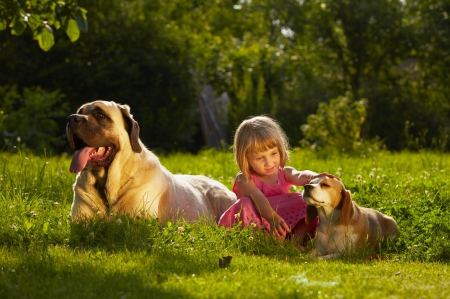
[[0, 148, 450, 298]]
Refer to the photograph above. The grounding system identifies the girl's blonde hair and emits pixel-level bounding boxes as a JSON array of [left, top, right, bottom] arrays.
[[234, 115, 290, 181]]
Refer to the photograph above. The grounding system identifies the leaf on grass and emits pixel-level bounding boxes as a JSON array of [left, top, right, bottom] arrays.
[[66, 19, 80, 42], [42, 222, 49, 233], [219, 256, 232, 268], [24, 220, 32, 231], [156, 273, 168, 284]]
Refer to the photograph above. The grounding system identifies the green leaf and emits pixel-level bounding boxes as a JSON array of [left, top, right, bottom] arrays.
[[10, 16, 27, 36], [35, 27, 55, 51], [54, 20, 61, 30], [75, 8, 88, 32], [28, 14, 41, 32], [0, 19, 6, 31], [66, 19, 80, 42], [45, 24, 53, 34]]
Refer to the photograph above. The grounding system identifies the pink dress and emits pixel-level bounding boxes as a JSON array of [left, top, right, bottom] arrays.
[[218, 167, 317, 235]]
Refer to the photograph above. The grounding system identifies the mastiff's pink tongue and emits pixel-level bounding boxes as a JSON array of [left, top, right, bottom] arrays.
[[70, 147, 95, 173]]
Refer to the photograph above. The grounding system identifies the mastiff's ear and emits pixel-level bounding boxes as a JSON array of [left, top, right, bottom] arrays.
[[119, 104, 142, 153], [76, 103, 88, 114]]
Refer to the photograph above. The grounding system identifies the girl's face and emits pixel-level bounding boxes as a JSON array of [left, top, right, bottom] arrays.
[[248, 147, 280, 179]]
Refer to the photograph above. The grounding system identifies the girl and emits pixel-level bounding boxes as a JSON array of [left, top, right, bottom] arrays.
[[218, 115, 336, 246]]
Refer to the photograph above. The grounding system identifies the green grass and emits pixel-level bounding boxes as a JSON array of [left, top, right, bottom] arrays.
[[1, 148, 450, 298]]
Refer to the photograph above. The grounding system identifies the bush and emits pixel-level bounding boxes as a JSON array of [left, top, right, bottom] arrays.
[[301, 94, 368, 152], [0, 85, 69, 154]]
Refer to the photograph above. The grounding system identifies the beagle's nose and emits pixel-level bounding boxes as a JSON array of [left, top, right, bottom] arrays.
[[304, 184, 314, 190]]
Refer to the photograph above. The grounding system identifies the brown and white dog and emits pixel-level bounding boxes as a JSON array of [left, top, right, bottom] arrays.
[[66, 100, 236, 223], [302, 177, 399, 259]]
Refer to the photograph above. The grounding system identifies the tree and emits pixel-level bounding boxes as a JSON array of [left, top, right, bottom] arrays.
[[0, 0, 200, 152], [0, 0, 87, 51], [1, 0, 449, 153]]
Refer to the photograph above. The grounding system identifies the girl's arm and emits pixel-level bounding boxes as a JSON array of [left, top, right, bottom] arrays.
[[284, 166, 339, 186], [235, 173, 290, 239]]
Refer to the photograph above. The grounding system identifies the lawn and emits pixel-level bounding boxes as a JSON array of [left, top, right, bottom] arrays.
[[0, 148, 449, 298]]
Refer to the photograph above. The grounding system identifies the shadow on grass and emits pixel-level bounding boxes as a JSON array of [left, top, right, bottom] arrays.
[[68, 215, 408, 265], [0, 248, 197, 299]]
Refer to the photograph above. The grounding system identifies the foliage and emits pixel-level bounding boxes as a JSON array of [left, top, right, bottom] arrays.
[[0, 0, 450, 153], [301, 94, 368, 151], [0, 0, 87, 51], [0, 0, 199, 152], [0, 85, 69, 154]]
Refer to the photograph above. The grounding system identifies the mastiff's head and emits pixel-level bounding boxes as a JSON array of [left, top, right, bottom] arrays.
[[66, 100, 142, 173]]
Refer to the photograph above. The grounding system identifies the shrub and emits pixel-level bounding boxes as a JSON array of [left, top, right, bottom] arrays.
[[0, 85, 69, 154], [301, 94, 368, 152]]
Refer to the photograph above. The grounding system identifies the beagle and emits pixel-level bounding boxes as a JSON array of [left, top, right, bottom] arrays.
[[302, 177, 399, 259]]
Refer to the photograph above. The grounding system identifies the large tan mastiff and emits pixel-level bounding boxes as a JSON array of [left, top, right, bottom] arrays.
[[66, 100, 236, 223]]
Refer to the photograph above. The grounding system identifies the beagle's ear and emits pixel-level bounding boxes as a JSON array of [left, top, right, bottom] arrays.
[[120, 105, 142, 153], [340, 190, 354, 226], [305, 205, 318, 225]]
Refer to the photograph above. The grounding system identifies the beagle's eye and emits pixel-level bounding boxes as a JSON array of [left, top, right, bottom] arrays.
[[321, 183, 330, 188]]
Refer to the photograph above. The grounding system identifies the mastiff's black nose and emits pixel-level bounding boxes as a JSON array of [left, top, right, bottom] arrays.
[[67, 114, 83, 125]]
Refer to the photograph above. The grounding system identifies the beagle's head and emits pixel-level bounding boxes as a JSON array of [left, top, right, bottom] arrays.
[[302, 176, 354, 225], [302, 176, 345, 208]]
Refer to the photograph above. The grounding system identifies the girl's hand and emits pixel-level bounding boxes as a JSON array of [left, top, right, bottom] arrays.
[[269, 214, 290, 241], [313, 172, 340, 180]]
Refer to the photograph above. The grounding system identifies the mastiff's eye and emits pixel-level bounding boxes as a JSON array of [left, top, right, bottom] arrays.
[[96, 111, 105, 118]]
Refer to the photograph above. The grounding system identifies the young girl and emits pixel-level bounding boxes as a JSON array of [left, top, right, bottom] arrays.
[[218, 115, 336, 246]]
